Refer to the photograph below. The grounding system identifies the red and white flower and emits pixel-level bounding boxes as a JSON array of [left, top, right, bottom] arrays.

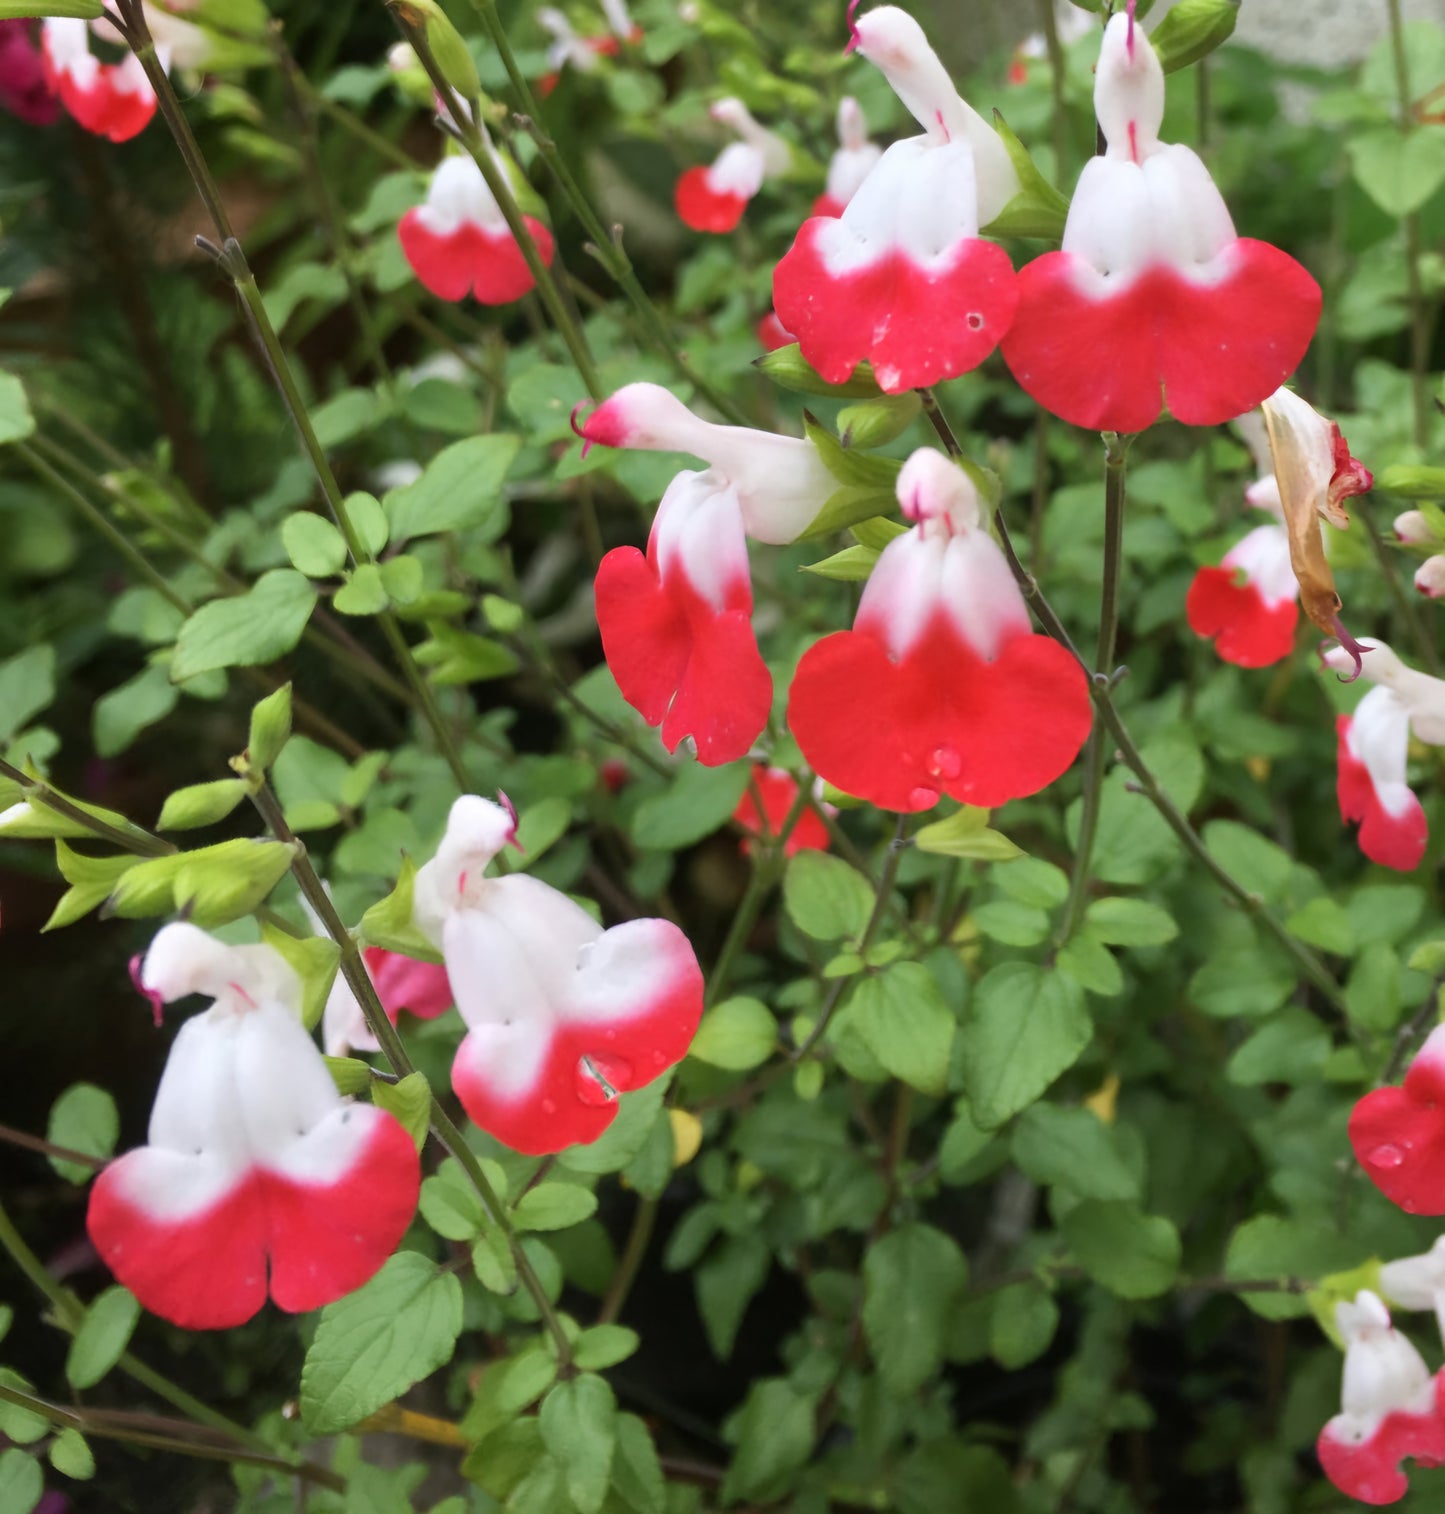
[[322, 946, 453, 1059], [1000, 5, 1321, 433], [413, 795, 703, 1156], [1317, 1291, 1445, 1505], [733, 766, 832, 857], [1397, 511, 1434, 545], [787, 448, 1092, 811], [581, 383, 834, 764], [1382, 1236, 1445, 1343], [399, 152, 556, 306], [675, 97, 790, 234], [812, 96, 882, 218], [1323, 638, 1445, 872], [1351, 1025, 1445, 1213], [772, 5, 1021, 393], [87, 924, 420, 1330], [41, 15, 154, 142], [1417, 555, 1445, 599]]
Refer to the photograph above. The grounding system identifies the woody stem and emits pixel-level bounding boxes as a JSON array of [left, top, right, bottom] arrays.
[[1059, 433, 1129, 943], [247, 782, 576, 1372]]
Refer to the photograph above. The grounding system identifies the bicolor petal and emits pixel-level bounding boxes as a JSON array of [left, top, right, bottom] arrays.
[[788, 450, 1091, 811], [41, 17, 155, 142], [1318, 1291, 1445, 1505], [322, 946, 453, 1058], [814, 96, 882, 217], [1397, 511, 1433, 545], [415, 797, 704, 1154], [1380, 1236, 1445, 1343], [1186, 523, 1299, 668], [733, 766, 832, 856], [1336, 688, 1428, 872], [1000, 13, 1320, 432], [1351, 1026, 1445, 1214], [399, 154, 555, 306], [87, 925, 419, 1329], [675, 142, 765, 233], [1417, 555, 1445, 599], [594, 470, 771, 765]]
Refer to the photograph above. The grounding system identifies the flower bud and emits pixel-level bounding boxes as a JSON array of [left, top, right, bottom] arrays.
[[1396, 509, 1434, 544]]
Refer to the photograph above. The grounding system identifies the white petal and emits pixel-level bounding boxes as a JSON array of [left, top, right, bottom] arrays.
[[650, 470, 751, 613]]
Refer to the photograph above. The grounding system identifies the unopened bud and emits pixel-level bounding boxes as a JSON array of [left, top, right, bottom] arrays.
[[1395, 509, 1433, 544], [1415, 555, 1445, 599], [1147, 0, 1240, 75], [838, 392, 922, 450]]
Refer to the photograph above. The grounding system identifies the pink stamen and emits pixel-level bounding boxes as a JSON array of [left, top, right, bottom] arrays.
[[498, 790, 526, 853], [129, 954, 165, 1028], [1126, 0, 1136, 56], [934, 108, 951, 143], [570, 399, 597, 458], [844, 0, 862, 54]]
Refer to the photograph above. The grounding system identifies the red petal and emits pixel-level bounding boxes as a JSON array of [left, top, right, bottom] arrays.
[[1337, 716, 1429, 872], [675, 166, 749, 233], [756, 311, 794, 351], [1350, 1030, 1445, 1214], [472, 216, 554, 306], [1001, 242, 1322, 432], [772, 220, 1018, 393], [53, 69, 154, 142], [1319, 1375, 1445, 1504], [811, 193, 846, 218], [365, 947, 453, 1022], [594, 546, 771, 766], [787, 615, 1092, 811], [1185, 566, 1298, 667], [735, 769, 831, 855], [86, 1111, 419, 1328], [398, 212, 554, 306]]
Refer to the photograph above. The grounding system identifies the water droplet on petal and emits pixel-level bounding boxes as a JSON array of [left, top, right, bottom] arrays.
[[541, 1098, 557, 1115], [1371, 1144, 1405, 1169], [576, 1052, 633, 1106], [929, 747, 962, 780]]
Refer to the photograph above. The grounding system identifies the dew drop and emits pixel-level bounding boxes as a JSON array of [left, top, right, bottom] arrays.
[[541, 1098, 557, 1115], [1371, 1144, 1405, 1169], [929, 746, 962, 780]]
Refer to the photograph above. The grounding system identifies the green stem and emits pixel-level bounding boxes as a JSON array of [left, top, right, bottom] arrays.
[[117, 0, 468, 789], [460, 0, 749, 424], [247, 782, 574, 1373], [1038, 0, 1068, 176], [0, 754, 173, 858], [595, 1194, 657, 1327], [793, 816, 908, 1061], [1059, 434, 1129, 942]]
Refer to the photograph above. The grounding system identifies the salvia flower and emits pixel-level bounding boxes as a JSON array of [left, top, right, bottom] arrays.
[[399, 151, 556, 306], [813, 96, 882, 218], [1317, 1291, 1445, 1505], [581, 383, 834, 764], [87, 923, 420, 1330], [322, 946, 453, 1059], [772, 5, 1021, 393], [1000, 7, 1321, 433], [1323, 638, 1445, 871], [1381, 1236, 1445, 1343], [0, 20, 58, 126], [787, 448, 1092, 812], [413, 795, 704, 1155], [41, 15, 155, 142], [1397, 510, 1434, 545], [675, 98, 790, 234], [733, 766, 833, 857], [1352, 1024, 1445, 1213], [1416, 555, 1445, 599]]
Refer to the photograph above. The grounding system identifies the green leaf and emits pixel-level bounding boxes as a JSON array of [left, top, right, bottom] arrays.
[[513, 1183, 599, 1231], [300, 1252, 464, 1433], [802, 413, 902, 489], [333, 563, 389, 616], [1286, 896, 1356, 954], [171, 570, 318, 680], [1346, 943, 1404, 1032], [1378, 464, 1445, 499], [847, 963, 954, 1096], [359, 857, 443, 962], [1225, 1215, 1357, 1319], [572, 1324, 640, 1372], [0, 370, 36, 444], [44, 845, 136, 932], [261, 926, 340, 1032], [1348, 124, 1445, 217], [372, 1071, 431, 1150], [0, 644, 54, 744], [690, 996, 777, 1071], [385, 435, 520, 543], [0, 1373, 46, 1444], [66, 1286, 140, 1390], [783, 849, 875, 941], [1061, 1201, 1181, 1299], [48, 1428, 94, 1481], [323, 1055, 371, 1096], [93, 664, 179, 758], [994, 858, 1069, 909], [282, 512, 348, 577], [836, 391, 922, 451], [47, 1084, 117, 1183], [862, 1223, 968, 1393], [156, 779, 248, 832], [311, 386, 381, 450], [1056, 931, 1125, 998], [797, 484, 901, 542], [411, 625, 519, 684], [802, 542, 881, 581], [914, 806, 1023, 861], [610, 1413, 666, 1514], [0, 1449, 41, 1514], [246, 683, 292, 771], [1083, 897, 1179, 947], [1012, 1103, 1141, 1201], [988, 1281, 1060, 1369], [539, 1374, 617, 1514], [1201, 820, 1294, 902], [1076, 732, 1203, 885], [754, 343, 881, 398], [630, 760, 750, 850], [983, 111, 1069, 239], [1147, 0, 1239, 73], [971, 900, 1051, 947], [170, 839, 297, 927], [720, 1378, 817, 1505], [961, 964, 1092, 1129], [419, 1158, 485, 1242], [696, 1233, 769, 1359], [1227, 1007, 1332, 1086]]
